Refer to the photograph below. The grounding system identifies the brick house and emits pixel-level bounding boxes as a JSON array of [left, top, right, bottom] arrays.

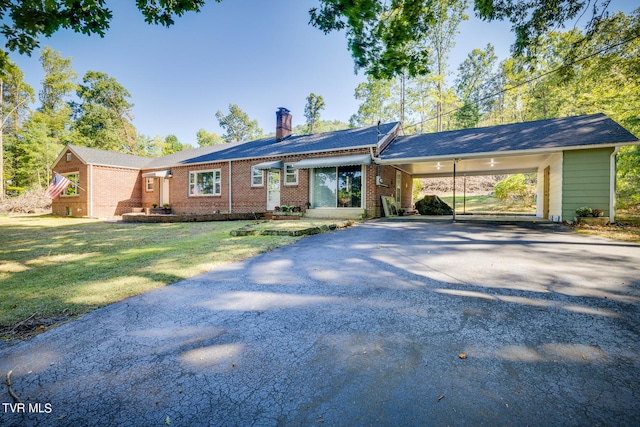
[[50, 110, 637, 222], [51, 108, 409, 219]]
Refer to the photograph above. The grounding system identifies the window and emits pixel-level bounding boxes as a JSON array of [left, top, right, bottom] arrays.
[[66, 153, 72, 162], [311, 166, 362, 208], [251, 167, 264, 187], [61, 172, 79, 197], [189, 169, 221, 196], [284, 163, 298, 186], [145, 177, 154, 192]]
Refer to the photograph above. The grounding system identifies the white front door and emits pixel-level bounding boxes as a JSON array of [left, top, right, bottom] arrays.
[[267, 170, 281, 210], [160, 178, 170, 206]]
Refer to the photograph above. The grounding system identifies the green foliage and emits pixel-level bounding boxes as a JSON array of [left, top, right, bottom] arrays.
[[196, 128, 225, 146], [494, 174, 536, 206], [304, 93, 326, 134], [215, 104, 263, 143], [575, 206, 604, 218], [74, 70, 136, 152], [412, 178, 424, 201], [162, 134, 187, 155]]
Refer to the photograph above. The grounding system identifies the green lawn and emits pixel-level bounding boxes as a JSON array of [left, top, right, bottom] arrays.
[[0, 216, 332, 338], [438, 194, 536, 214]]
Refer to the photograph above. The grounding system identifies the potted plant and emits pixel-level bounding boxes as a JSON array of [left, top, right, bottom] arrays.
[[575, 206, 608, 225]]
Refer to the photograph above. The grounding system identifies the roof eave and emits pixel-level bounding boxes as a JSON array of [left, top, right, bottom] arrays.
[[377, 140, 638, 165]]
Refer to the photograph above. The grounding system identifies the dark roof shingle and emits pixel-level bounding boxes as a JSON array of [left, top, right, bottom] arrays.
[[381, 113, 638, 161]]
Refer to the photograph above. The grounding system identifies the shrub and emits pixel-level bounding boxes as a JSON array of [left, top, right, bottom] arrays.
[[494, 174, 535, 206], [576, 206, 603, 217], [575, 206, 592, 217]]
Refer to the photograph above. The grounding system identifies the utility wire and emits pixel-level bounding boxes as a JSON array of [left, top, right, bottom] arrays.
[[404, 30, 640, 131]]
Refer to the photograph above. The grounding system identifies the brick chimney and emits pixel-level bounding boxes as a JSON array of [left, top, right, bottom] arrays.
[[276, 107, 292, 141]]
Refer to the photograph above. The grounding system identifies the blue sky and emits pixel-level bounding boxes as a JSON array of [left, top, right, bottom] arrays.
[[8, 0, 633, 146]]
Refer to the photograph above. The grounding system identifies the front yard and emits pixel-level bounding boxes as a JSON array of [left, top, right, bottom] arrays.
[[0, 216, 344, 341]]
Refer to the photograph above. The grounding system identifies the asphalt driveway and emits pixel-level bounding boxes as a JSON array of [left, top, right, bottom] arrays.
[[1, 220, 639, 426]]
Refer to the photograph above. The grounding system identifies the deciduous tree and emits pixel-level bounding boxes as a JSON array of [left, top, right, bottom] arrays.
[[304, 93, 326, 134], [215, 104, 262, 143]]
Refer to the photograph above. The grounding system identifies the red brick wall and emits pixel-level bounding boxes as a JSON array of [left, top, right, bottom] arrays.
[[92, 166, 142, 216], [164, 148, 398, 216], [51, 149, 142, 217], [51, 150, 88, 217], [167, 162, 231, 214], [53, 146, 409, 218]]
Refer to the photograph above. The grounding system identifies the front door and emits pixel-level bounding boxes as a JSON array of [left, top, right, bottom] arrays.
[[159, 178, 170, 206], [267, 169, 281, 210]]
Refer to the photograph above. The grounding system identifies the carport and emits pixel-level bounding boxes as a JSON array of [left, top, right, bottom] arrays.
[[377, 113, 639, 223]]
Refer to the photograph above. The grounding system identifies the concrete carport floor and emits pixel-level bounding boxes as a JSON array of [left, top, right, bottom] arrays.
[[1, 220, 639, 426]]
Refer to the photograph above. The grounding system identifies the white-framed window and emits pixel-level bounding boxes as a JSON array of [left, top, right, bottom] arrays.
[[284, 163, 298, 186], [189, 169, 221, 196], [61, 172, 79, 197], [145, 177, 154, 192], [66, 153, 72, 162], [251, 166, 264, 187]]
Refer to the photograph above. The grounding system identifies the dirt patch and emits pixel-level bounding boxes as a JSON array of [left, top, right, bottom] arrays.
[[571, 222, 640, 244], [0, 313, 76, 344]]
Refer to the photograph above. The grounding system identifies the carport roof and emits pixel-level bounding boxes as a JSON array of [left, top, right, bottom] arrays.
[[380, 113, 638, 162]]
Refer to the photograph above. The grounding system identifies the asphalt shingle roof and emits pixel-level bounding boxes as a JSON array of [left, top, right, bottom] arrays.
[[179, 122, 399, 165], [68, 144, 150, 169], [380, 113, 638, 161], [69, 122, 399, 170]]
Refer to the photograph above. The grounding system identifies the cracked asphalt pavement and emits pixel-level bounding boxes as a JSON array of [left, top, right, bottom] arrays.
[[1, 220, 639, 426]]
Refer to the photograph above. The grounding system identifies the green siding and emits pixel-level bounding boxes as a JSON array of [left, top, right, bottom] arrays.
[[562, 148, 614, 220]]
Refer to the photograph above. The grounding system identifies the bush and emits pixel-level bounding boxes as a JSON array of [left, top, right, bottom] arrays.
[[576, 206, 604, 217], [494, 174, 536, 206]]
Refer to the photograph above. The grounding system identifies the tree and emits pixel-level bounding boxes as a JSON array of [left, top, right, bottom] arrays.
[[196, 129, 224, 146], [304, 93, 326, 134], [425, 0, 468, 132], [1, 58, 35, 198], [73, 70, 137, 153], [0, 1, 206, 62], [162, 134, 185, 155], [0, 1, 613, 78], [39, 47, 77, 115], [310, 0, 614, 78], [350, 76, 399, 127], [454, 44, 499, 128], [215, 104, 262, 143]]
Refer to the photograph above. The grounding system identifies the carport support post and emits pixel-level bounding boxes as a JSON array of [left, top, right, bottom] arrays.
[[452, 161, 456, 222]]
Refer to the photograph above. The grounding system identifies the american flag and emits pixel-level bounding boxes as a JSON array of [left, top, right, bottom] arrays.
[[45, 172, 72, 199]]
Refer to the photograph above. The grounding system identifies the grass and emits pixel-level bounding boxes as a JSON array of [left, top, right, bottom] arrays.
[[572, 213, 640, 244], [438, 194, 536, 214], [0, 215, 316, 339]]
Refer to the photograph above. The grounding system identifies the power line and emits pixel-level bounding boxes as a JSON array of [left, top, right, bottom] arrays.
[[404, 30, 640, 131]]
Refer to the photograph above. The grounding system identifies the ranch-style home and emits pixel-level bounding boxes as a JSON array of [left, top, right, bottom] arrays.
[[50, 109, 637, 222]]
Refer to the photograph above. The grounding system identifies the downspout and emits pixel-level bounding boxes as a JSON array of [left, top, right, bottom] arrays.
[[89, 164, 93, 218], [610, 147, 619, 223], [228, 161, 232, 214]]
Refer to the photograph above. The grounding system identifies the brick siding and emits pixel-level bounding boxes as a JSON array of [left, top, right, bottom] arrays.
[[52, 146, 411, 218]]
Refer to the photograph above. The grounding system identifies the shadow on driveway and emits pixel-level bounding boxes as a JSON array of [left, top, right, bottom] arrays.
[[1, 220, 639, 426]]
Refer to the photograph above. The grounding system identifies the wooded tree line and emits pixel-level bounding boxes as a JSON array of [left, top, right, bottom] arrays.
[[348, 8, 640, 209], [0, 4, 638, 210]]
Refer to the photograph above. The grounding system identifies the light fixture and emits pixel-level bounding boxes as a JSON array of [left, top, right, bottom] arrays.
[[490, 158, 495, 167], [436, 162, 441, 170]]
